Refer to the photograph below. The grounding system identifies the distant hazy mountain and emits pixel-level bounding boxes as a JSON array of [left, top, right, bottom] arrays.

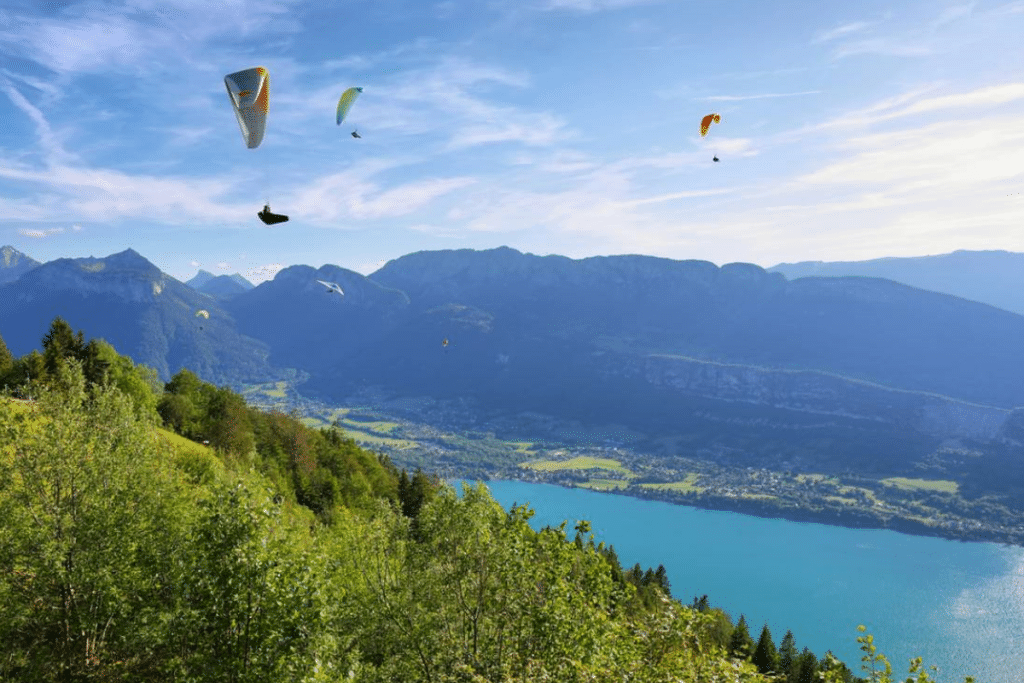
[[0, 249, 273, 384], [223, 264, 411, 373], [0, 245, 41, 284], [352, 247, 1024, 409], [6, 245, 1024, 481], [186, 270, 254, 300], [769, 250, 1024, 316]]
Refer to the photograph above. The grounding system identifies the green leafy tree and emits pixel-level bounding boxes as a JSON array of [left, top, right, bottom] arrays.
[[0, 361, 192, 680], [752, 624, 780, 675], [0, 330, 12, 381]]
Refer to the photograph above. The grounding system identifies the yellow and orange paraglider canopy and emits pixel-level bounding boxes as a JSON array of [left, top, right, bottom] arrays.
[[700, 113, 721, 137]]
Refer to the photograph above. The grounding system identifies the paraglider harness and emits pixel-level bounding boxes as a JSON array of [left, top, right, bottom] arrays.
[[258, 204, 289, 225]]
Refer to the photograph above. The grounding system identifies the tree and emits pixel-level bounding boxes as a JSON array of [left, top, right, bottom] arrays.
[[795, 647, 818, 683], [779, 629, 798, 681], [0, 361, 192, 680], [0, 330, 12, 381], [41, 316, 85, 378], [729, 614, 755, 660], [752, 624, 780, 675]]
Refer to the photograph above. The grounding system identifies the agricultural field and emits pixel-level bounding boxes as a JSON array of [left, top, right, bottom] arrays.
[[882, 477, 959, 494]]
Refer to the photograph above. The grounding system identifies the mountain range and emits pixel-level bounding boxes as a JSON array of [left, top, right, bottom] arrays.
[[2, 244, 1023, 480], [0, 249, 272, 384], [0, 246, 41, 284], [186, 270, 255, 300], [770, 250, 1024, 316]]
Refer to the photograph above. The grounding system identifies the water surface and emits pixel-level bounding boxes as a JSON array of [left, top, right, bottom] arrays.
[[458, 480, 1023, 683]]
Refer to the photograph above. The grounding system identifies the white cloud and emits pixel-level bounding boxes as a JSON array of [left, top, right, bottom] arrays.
[[813, 21, 872, 43], [543, 0, 657, 11], [1, 82, 74, 164], [833, 38, 932, 59], [703, 91, 821, 102], [245, 262, 285, 283], [0, 0, 302, 75], [818, 83, 1024, 129], [216, 262, 230, 270], [932, 2, 976, 28], [18, 226, 64, 238], [291, 159, 476, 223]]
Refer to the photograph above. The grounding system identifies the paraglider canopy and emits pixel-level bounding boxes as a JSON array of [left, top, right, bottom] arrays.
[[336, 86, 363, 126], [195, 309, 210, 319], [225, 67, 270, 149], [316, 279, 345, 295], [700, 113, 721, 137], [258, 204, 289, 225]]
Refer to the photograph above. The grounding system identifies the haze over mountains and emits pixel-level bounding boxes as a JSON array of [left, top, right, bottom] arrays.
[[2, 244, 1023, 479], [770, 250, 1024, 316]]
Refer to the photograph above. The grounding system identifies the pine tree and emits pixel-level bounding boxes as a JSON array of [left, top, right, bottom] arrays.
[[752, 624, 780, 674], [779, 629, 798, 681], [729, 614, 755, 660], [796, 648, 818, 683], [41, 317, 84, 378], [653, 564, 671, 596]]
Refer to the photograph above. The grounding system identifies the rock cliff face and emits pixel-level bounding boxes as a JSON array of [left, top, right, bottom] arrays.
[[639, 354, 1008, 440], [0, 245, 42, 284], [15, 249, 167, 303]]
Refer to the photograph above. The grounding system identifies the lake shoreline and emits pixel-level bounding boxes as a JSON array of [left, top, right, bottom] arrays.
[[477, 476, 1024, 548]]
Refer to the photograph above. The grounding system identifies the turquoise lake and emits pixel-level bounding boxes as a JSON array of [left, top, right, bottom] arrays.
[[456, 479, 1024, 683]]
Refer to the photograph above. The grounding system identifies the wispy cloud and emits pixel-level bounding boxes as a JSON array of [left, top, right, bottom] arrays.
[[1, 82, 74, 164], [542, 0, 657, 11], [932, 2, 976, 28], [291, 159, 476, 223], [18, 226, 64, 238], [818, 83, 1024, 129], [832, 38, 932, 59], [245, 262, 285, 284], [703, 91, 822, 102], [813, 21, 872, 43]]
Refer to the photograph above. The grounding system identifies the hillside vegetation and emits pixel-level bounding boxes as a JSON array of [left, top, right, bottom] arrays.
[[0, 319, 972, 682]]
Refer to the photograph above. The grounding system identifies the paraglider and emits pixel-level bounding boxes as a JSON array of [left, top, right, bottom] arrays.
[[700, 113, 722, 162], [225, 67, 270, 149], [336, 86, 363, 126], [442, 338, 449, 348], [316, 280, 345, 295], [351, 130, 361, 139], [700, 113, 720, 138], [195, 309, 209, 330], [258, 204, 289, 225]]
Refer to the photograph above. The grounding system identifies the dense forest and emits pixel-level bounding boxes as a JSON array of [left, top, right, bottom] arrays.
[[0, 319, 972, 682]]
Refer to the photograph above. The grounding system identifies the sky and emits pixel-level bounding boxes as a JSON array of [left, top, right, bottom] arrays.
[[1, 0, 1022, 284]]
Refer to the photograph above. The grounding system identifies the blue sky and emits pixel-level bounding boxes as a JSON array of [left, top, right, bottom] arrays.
[[1, 0, 1022, 283]]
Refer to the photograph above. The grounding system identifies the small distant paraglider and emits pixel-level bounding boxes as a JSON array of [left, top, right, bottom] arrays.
[[701, 113, 721, 162], [196, 309, 210, 330], [700, 113, 720, 138], [337, 86, 363, 126], [258, 204, 289, 225], [442, 338, 449, 348], [316, 280, 345, 295], [351, 130, 361, 139]]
